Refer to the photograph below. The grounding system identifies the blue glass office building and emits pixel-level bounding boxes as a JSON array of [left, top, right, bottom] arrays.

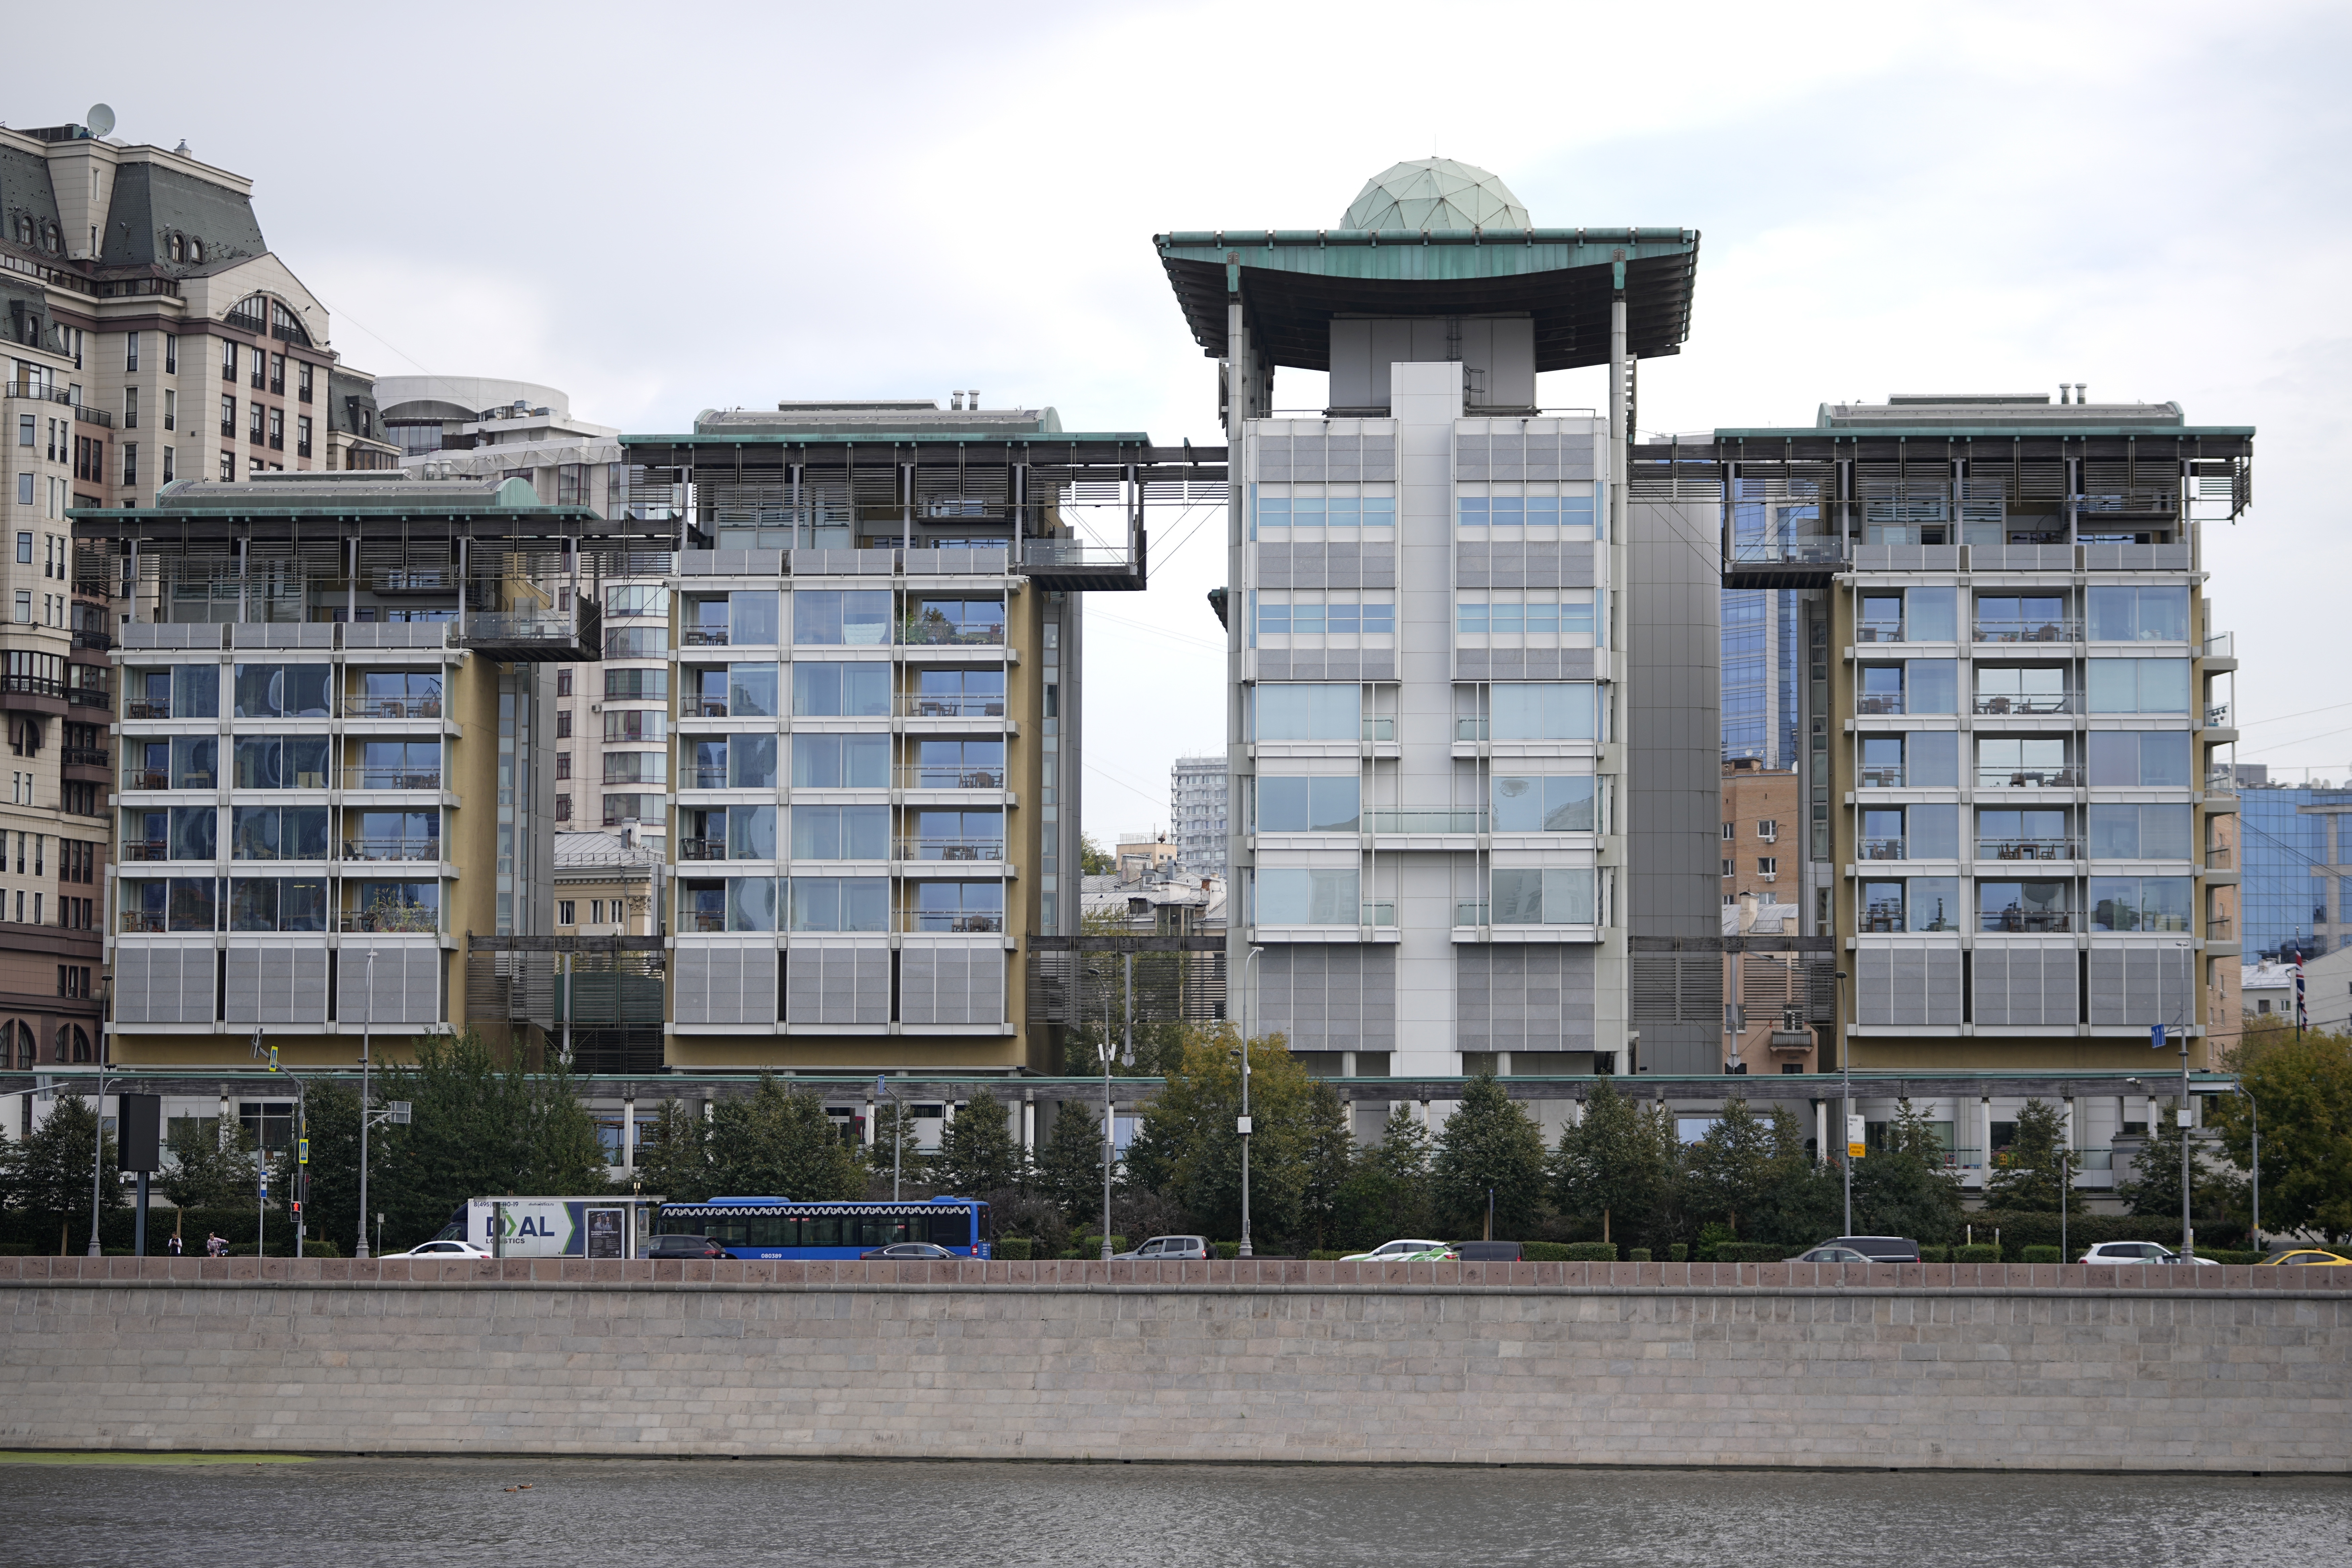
[[1722, 588, 1798, 767], [2237, 786, 2352, 959]]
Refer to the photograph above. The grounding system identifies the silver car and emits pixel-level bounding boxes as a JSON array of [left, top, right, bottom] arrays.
[[1113, 1235, 1212, 1260]]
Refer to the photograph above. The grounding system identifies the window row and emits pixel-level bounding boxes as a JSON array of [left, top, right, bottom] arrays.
[[1247, 866, 1600, 928], [675, 805, 1004, 862], [1857, 657, 2191, 717], [1857, 729, 2195, 790], [1251, 489, 1396, 538], [678, 877, 1005, 934], [1251, 773, 1595, 834], [120, 807, 440, 863], [1859, 803, 2198, 861], [667, 590, 1007, 649], [1856, 586, 2191, 646], [121, 877, 439, 933], [676, 662, 1006, 720], [122, 738, 440, 792], [1857, 876, 2196, 935], [676, 735, 1004, 792], [1247, 683, 1601, 744], [1456, 593, 1599, 639], [1251, 595, 1397, 639], [124, 664, 443, 720]]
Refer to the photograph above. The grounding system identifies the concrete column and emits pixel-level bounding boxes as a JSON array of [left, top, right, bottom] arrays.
[[620, 1095, 635, 1173], [863, 1097, 877, 1147], [1340, 1051, 1357, 1078], [1814, 1099, 1828, 1162], [1496, 1051, 1512, 1077], [1021, 1092, 1036, 1155], [1979, 1097, 1993, 1170]]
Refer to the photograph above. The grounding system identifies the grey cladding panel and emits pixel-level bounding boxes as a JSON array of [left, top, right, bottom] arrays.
[[1973, 946, 2078, 1028], [2088, 947, 2196, 1027], [224, 945, 330, 1025], [1258, 946, 1395, 1051], [115, 946, 219, 1026], [1855, 948, 1964, 1027], [901, 947, 1005, 1027], [338, 945, 439, 1026], [674, 946, 780, 1026], [1462, 946, 1597, 1050], [786, 946, 890, 1025]]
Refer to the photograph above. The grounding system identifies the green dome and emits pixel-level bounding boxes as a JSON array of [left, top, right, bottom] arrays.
[[1342, 158, 1528, 231]]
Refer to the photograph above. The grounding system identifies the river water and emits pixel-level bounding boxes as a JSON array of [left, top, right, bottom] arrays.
[[0, 1458, 2343, 1566]]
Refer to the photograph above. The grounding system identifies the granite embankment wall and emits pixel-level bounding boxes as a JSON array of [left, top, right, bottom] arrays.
[[3, 1256, 2346, 1471]]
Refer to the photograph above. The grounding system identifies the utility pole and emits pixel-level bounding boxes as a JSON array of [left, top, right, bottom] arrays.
[[1240, 946, 1263, 1260], [85, 1070, 118, 1257], [358, 949, 376, 1258]]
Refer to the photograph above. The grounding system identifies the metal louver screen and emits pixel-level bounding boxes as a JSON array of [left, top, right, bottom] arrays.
[[223, 945, 330, 1024], [785, 946, 889, 1025], [1458, 946, 1595, 1052], [114, 945, 218, 1025], [1628, 955, 1720, 1024], [1024, 947, 1226, 1027], [1855, 948, 1964, 1028], [2088, 947, 2195, 1027], [900, 947, 1005, 1027], [338, 944, 439, 1025], [1257, 946, 1395, 1051], [672, 945, 779, 1026]]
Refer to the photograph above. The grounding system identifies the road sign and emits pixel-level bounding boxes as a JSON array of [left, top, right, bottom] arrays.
[[385, 1101, 412, 1125], [297, 1138, 308, 1166], [2152, 1023, 2166, 1051], [1846, 1113, 1867, 1160]]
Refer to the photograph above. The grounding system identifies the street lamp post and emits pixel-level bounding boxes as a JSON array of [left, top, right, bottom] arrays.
[[357, 949, 376, 1259], [2234, 1084, 2261, 1245], [876, 1075, 903, 1201], [1239, 945, 1263, 1260], [85, 1069, 120, 1257]]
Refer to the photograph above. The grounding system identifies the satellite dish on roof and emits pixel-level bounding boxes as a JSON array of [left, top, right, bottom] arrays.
[[85, 103, 115, 138]]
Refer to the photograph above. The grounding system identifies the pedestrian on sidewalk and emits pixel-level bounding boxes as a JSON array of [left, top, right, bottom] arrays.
[[166, 1233, 183, 1257], [205, 1232, 226, 1258]]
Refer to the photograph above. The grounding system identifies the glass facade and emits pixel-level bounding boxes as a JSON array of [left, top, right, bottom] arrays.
[[1722, 587, 1798, 767], [2239, 787, 2352, 958]]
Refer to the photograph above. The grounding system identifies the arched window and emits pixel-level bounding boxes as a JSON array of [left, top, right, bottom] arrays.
[[168, 231, 185, 262], [186, 237, 204, 263], [71, 1025, 90, 1063], [42, 223, 61, 256], [13, 1022, 30, 1070], [11, 215, 29, 246]]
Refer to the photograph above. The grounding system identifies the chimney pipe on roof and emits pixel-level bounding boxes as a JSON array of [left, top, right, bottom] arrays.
[[2058, 384, 2070, 405], [970, 390, 979, 410], [2076, 383, 2088, 404], [950, 391, 963, 411]]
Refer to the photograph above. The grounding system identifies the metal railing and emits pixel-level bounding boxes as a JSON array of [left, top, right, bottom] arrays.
[[900, 912, 1006, 934], [2208, 916, 2233, 940], [1979, 909, 2075, 934], [684, 699, 730, 719], [895, 765, 1007, 790], [677, 839, 728, 861], [61, 745, 108, 768], [681, 627, 730, 646], [341, 907, 441, 934], [899, 694, 1008, 719], [1858, 837, 1907, 860], [1369, 808, 1487, 834], [899, 619, 1006, 647], [1854, 623, 1908, 644], [1727, 531, 1848, 567], [1858, 767, 1905, 789], [1455, 901, 1490, 926], [68, 684, 109, 709], [2, 674, 64, 700], [341, 838, 442, 863], [121, 768, 183, 791], [1974, 619, 2081, 644], [687, 768, 730, 790], [342, 696, 443, 720], [1976, 767, 2083, 789], [73, 405, 112, 429], [1977, 837, 2081, 862], [70, 628, 111, 652], [1361, 902, 1395, 926], [2205, 704, 2232, 728], [344, 767, 442, 790], [2207, 767, 2238, 795], [2203, 632, 2235, 660], [1855, 695, 1907, 715], [1973, 692, 2078, 715], [3, 382, 72, 407], [2206, 845, 2233, 871], [895, 837, 1005, 862], [120, 840, 170, 862], [119, 911, 169, 934]]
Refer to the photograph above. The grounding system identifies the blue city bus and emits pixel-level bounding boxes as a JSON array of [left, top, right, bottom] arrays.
[[658, 1196, 992, 1259]]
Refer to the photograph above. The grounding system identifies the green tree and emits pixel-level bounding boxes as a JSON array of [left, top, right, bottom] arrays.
[[371, 1028, 615, 1249], [1295, 1080, 1358, 1251], [1331, 1104, 1438, 1250], [1983, 1098, 2083, 1214], [708, 1074, 864, 1200], [1079, 833, 1114, 876], [161, 1114, 257, 1212], [1550, 1077, 1674, 1247], [1847, 1098, 1965, 1245], [2210, 1022, 2352, 1243], [2117, 1110, 2234, 1237], [1683, 1100, 1775, 1241], [267, 1079, 378, 1253], [633, 1099, 712, 1204], [1133, 1025, 1322, 1248], [1430, 1073, 1548, 1238], [4, 1090, 117, 1252], [866, 1098, 930, 1194], [931, 1096, 1026, 1198], [1035, 1100, 1109, 1225]]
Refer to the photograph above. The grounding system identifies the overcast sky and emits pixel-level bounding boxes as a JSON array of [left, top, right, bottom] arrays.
[[21, 1, 2349, 831]]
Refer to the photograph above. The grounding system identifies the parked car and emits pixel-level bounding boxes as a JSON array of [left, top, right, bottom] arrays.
[[647, 1234, 729, 1260], [1790, 1244, 1874, 1264], [859, 1242, 962, 1261], [1112, 1235, 1212, 1261], [389, 1240, 493, 1259], [2080, 1241, 2217, 1266], [2259, 1248, 2352, 1267], [1820, 1235, 1920, 1262], [1455, 1241, 1522, 1262], [1340, 1239, 1456, 1263]]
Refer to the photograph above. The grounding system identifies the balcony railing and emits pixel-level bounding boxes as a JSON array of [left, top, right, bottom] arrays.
[[341, 907, 441, 934], [1727, 530, 1848, 568], [61, 745, 108, 769], [2206, 845, 2233, 871], [899, 695, 1008, 719], [124, 697, 172, 720], [345, 767, 443, 791], [899, 618, 1006, 647], [119, 911, 168, 934], [1974, 619, 2081, 644], [341, 838, 442, 863], [1858, 767, 1905, 789], [2203, 631, 2235, 660], [896, 765, 1007, 790], [681, 626, 730, 647], [120, 839, 170, 862], [2208, 916, 2233, 940], [1854, 623, 1908, 644], [1361, 901, 1395, 926], [896, 837, 1006, 862], [2, 675, 64, 700], [1977, 837, 2082, 862], [1976, 766, 2083, 789], [1974, 693, 2078, 716], [1455, 901, 1491, 926], [342, 696, 444, 720], [677, 838, 728, 861], [1979, 909, 2075, 934], [901, 912, 1006, 933], [688, 768, 729, 790], [122, 767, 185, 791], [1855, 696, 1906, 715], [1369, 808, 1488, 834], [70, 628, 111, 652], [685, 699, 730, 719], [2205, 704, 2232, 728], [1858, 837, 1907, 860], [2206, 766, 2238, 795], [3, 383, 72, 407], [68, 684, 109, 710]]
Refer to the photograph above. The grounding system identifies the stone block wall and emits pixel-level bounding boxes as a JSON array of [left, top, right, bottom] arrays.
[[1, 1257, 2344, 1470]]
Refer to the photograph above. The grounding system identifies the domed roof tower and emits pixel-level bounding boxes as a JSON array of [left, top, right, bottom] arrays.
[[1341, 158, 1529, 231]]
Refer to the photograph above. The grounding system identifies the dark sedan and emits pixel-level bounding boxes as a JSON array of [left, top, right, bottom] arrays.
[[648, 1234, 729, 1260]]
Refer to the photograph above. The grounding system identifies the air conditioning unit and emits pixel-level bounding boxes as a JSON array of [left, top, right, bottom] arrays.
[[1758, 831, 1776, 843], [1759, 872, 1777, 882]]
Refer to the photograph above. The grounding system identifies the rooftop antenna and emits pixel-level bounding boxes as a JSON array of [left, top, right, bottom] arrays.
[[85, 103, 115, 138]]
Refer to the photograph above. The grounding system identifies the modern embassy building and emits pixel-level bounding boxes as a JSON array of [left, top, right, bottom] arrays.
[[1707, 390, 2252, 1105], [1160, 159, 1724, 1077]]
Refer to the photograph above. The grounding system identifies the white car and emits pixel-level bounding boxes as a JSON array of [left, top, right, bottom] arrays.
[[2080, 1241, 2218, 1266], [389, 1240, 494, 1259], [1340, 1238, 1457, 1263]]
